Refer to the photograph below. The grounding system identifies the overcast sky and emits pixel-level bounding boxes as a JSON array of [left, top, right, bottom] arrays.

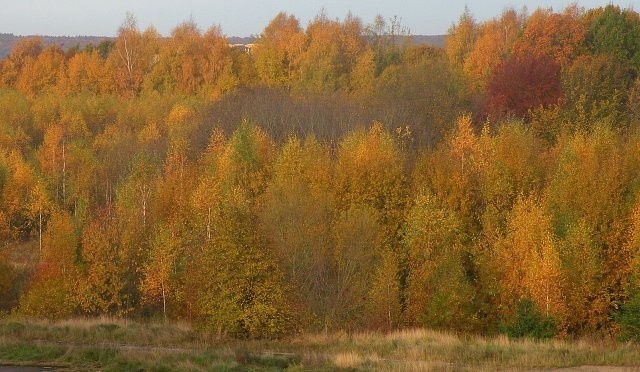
[[1, 0, 639, 37]]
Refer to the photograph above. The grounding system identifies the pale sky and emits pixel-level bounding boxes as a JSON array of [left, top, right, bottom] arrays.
[[1, 1, 638, 37]]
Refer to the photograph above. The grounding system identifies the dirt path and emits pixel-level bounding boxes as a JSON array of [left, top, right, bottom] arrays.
[[548, 367, 640, 371]]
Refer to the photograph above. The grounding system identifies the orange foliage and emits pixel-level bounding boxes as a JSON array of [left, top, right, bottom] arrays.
[[513, 5, 587, 66], [254, 12, 305, 87], [463, 8, 524, 91], [1, 6, 640, 338]]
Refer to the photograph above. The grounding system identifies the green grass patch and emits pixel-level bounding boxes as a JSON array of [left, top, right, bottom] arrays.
[[234, 348, 302, 369], [0, 343, 65, 362], [0, 321, 25, 334], [71, 346, 118, 364]]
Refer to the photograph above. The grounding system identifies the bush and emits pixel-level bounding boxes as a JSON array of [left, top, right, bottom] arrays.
[[0, 258, 16, 311], [618, 291, 640, 342], [500, 299, 558, 339], [18, 274, 76, 319]]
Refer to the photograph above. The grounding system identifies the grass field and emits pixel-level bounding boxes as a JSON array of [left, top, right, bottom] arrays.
[[0, 317, 639, 371]]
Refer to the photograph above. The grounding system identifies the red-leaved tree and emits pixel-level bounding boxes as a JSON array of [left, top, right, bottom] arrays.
[[485, 55, 563, 121]]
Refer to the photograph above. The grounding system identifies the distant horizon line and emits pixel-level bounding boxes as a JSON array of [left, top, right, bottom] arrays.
[[0, 32, 446, 39]]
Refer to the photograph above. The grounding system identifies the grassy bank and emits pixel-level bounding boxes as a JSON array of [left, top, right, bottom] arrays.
[[0, 318, 639, 371]]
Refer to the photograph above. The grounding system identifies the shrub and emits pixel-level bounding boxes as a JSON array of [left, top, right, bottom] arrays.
[[500, 299, 558, 339], [0, 257, 16, 311], [618, 291, 640, 342]]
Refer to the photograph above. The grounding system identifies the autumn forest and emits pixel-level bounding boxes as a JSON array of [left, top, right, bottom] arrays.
[[1, 4, 640, 341]]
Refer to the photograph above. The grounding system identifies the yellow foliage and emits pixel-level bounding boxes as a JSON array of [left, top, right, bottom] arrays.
[[495, 197, 566, 323]]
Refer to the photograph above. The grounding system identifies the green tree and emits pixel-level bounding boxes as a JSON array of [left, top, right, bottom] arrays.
[[559, 54, 633, 131], [585, 5, 640, 71], [78, 210, 133, 316], [404, 193, 475, 330], [188, 123, 290, 337], [501, 299, 558, 339]]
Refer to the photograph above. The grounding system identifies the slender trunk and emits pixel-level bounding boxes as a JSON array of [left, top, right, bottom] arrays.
[[106, 180, 112, 206], [125, 37, 132, 78], [162, 280, 167, 323], [546, 283, 550, 317], [142, 188, 147, 229], [179, 155, 185, 202], [123, 37, 134, 92], [207, 207, 211, 241], [387, 279, 392, 330], [38, 207, 42, 258], [62, 139, 66, 206]]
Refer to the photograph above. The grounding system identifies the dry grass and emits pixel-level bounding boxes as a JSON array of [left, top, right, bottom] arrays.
[[276, 327, 640, 370], [0, 319, 639, 370], [333, 351, 362, 368]]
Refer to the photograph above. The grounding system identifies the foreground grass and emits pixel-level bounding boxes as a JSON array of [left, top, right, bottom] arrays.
[[0, 318, 639, 371]]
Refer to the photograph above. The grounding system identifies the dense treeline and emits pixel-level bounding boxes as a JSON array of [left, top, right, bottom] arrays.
[[2, 5, 640, 339]]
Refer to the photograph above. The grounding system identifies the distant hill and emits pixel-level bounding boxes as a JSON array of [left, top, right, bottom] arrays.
[[0, 33, 445, 59], [227, 36, 256, 45], [412, 35, 446, 48], [228, 35, 446, 48], [0, 33, 111, 59]]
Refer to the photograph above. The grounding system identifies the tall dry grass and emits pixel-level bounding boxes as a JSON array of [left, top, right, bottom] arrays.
[[276, 327, 640, 370], [0, 319, 639, 370]]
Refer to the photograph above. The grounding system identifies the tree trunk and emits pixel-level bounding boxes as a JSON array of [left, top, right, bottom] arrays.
[[387, 279, 392, 330], [62, 139, 66, 206], [207, 207, 211, 241], [39, 207, 42, 258], [162, 280, 167, 323]]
